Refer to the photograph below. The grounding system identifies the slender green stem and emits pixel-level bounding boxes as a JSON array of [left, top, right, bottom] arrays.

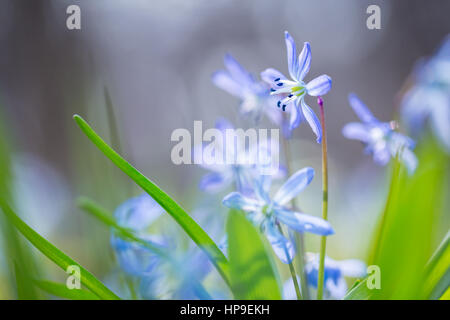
[[294, 232, 309, 299], [282, 136, 309, 299], [125, 278, 138, 300], [288, 258, 302, 300], [317, 97, 329, 300], [277, 224, 302, 300]]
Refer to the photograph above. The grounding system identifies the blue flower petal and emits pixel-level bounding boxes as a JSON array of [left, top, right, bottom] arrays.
[[297, 42, 311, 81], [215, 117, 234, 133], [275, 208, 335, 236], [273, 167, 314, 205], [199, 172, 231, 193], [224, 53, 255, 87], [115, 194, 163, 231], [260, 68, 287, 88], [342, 122, 370, 143], [212, 70, 244, 98], [400, 147, 418, 175], [265, 222, 296, 264], [326, 277, 348, 300], [400, 87, 429, 135], [372, 146, 391, 166], [111, 235, 163, 277], [282, 276, 301, 300], [288, 100, 303, 131], [284, 31, 299, 81], [306, 74, 332, 96], [348, 93, 378, 124], [429, 94, 450, 152], [336, 259, 367, 278], [222, 192, 261, 212], [301, 99, 322, 143]]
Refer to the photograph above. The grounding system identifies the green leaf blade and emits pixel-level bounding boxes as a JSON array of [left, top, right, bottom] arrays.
[[35, 280, 100, 300], [73, 114, 229, 285], [423, 231, 450, 299], [77, 196, 168, 258], [368, 141, 449, 299], [344, 278, 372, 300], [227, 210, 281, 300], [0, 200, 119, 300]]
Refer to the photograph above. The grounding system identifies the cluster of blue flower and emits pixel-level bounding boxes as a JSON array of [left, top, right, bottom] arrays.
[[109, 32, 449, 300]]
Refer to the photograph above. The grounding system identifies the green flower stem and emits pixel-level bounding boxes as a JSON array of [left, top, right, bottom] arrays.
[[282, 136, 310, 299], [317, 96, 329, 300], [294, 232, 309, 299], [277, 224, 302, 300]]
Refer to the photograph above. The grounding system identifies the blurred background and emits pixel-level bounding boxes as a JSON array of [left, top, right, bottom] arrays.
[[0, 0, 449, 299]]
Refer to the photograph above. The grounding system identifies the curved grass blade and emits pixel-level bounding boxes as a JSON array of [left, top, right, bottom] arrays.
[[77, 196, 168, 258], [78, 196, 214, 299], [0, 199, 120, 300], [423, 231, 450, 299], [227, 210, 281, 299], [0, 112, 41, 299], [14, 261, 41, 299], [73, 114, 229, 285], [34, 280, 100, 300], [425, 231, 449, 275], [368, 141, 448, 299], [440, 287, 450, 300], [344, 277, 372, 300], [77, 197, 212, 300]]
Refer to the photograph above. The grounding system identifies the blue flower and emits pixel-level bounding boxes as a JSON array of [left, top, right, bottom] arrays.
[[343, 93, 418, 174], [302, 253, 366, 300], [222, 167, 334, 264], [114, 193, 164, 231], [111, 195, 216, 299], [195, 118, 285, 194], [401, 35, 450, 153], [212, 54, 282, 125], [261, 31, 332, 143], [111, 235, 164, 277], [139, 248, 214, 300], [110, 194, 165, 277]]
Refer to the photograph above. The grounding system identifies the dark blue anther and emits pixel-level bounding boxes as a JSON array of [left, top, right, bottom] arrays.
[[277, 101, 281, 108], [270, 88, 276, 92], [282, 105, 287, 111], [274, 78, 280, 82], [277, 83, 283, 87], [288, 94, 293, 98]]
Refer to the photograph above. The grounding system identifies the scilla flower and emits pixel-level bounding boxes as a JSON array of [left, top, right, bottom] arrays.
[[222, 167, 334, 264], [139, 248, 213, 300], [261, 31, 332, 143], [302, 253, 366, 300], [111, 195, 214, 299], [212, 54, 282, 125], [110, 194, 165, 277], [401, 35, 450, 153], [343, 94, 418, 174], [195, 118, 285, 194]]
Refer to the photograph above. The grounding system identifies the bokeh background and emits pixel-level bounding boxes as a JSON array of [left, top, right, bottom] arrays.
[[0, 0, 449, 298]]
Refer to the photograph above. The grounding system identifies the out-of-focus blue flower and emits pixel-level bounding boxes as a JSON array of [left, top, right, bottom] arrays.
[[110, 194, 165, 277], [139, 248, 214, 300], [401, 35, 450, 153], [343, 93, 418, 174], [261, 31, 332, 143], [111, 195, 215, 299], [110, 235, 164, 277], [212, 54, 282, 125], [299, 253, 366, 300], [222, 167, 334, 264], [195, 118, 285, 194], [114, 193, 164, 231]]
